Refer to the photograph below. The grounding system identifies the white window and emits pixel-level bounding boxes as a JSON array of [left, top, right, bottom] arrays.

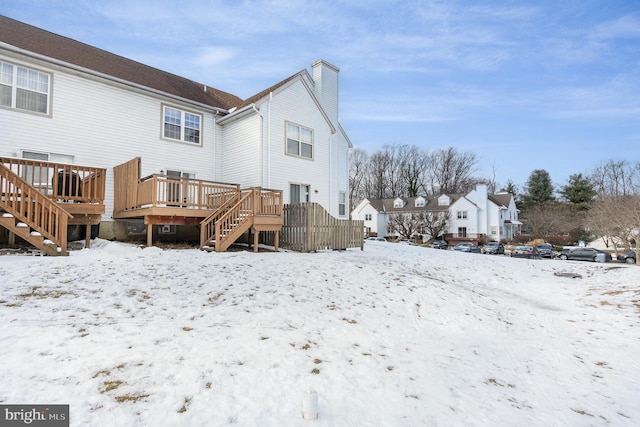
[[491, 226, 498, 235], [163, 105, 202, 144], [290, 183, 310, 204], [393, 198, 404, 208], [364, 214, 372, 221], [456, 211, 468, 219], [1, 61, 50, 114], [159, 225, 176, 234], [415, 197, 426, 207], [286, 122, 313, 159], [438, 196, 450, 206], [338, 192, 346, 216]]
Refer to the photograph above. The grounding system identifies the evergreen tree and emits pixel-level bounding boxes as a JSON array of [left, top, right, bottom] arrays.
[[560, 173, 596, 210], [504, 180, 521, 208], [521, 169, 555, 209]]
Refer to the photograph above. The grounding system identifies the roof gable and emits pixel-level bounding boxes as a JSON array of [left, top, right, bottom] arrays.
[[224, 71, 336, 134]]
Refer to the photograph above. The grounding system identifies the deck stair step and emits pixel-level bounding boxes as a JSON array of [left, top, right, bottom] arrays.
[[0, 209, 63, 256]]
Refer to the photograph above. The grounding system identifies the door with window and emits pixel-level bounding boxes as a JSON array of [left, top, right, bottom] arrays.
[[457, 227, 467, 238], [22, 151, 74, 195], [166, 170, 196, 207], [290, 184, 310, 204]]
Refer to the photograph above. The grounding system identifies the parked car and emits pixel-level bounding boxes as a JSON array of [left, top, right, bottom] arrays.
[[509, 245, 541, 259], [616, 250, 637, 264], [429, 240, 448, 250], [536, 243, 554, 258], [482, 242, 504, 255], [453, 243, 481, 253], [556, 248, 612, 262]]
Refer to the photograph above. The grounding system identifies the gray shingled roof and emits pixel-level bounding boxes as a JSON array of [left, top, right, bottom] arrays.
[[0, 15, 244, 110], [368, 195, 460, 213], [488, 193, 513, 208]]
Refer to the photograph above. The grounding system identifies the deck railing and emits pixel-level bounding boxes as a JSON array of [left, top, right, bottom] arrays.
[[200, 187, 283, 250], [445, 233, 487, 240], [0, 157, 105, 203], [0, 163, 70, 254], [113, 169, 241, 213]]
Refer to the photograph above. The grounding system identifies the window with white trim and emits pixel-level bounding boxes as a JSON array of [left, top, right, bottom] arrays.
[[163, 105, 202, 144], [290, 183, 310, 204], [1, 61, 50, 114], [338, 192, 346, 216], [364, 214, 372, 221], [456, 210, 468, 219], [286, 122, 313, 159]]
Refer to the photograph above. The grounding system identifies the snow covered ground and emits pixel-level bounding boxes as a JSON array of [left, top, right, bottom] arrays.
[[0, 239, 638, 426]]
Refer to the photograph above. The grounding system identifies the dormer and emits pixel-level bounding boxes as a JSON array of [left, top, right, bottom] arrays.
[[438, 194, 451, 206], [415, 197, 426, 208], [393, 198, 405, 209]]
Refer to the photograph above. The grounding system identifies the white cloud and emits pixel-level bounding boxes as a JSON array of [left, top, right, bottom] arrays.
[[193, 46, 237, 68]]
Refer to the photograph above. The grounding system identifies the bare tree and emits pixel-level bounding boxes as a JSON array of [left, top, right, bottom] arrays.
[[397, 145, 429, 197], [387, 213, 423, 240], [521, 202, 578, 237], [585, 197, 625, 253], [349, 148, 369, 210], [366, 149, 393, 199], [418, 211, 450, 241], [597, 195, 640, 264], [425, 147, 479, 195], [591, 160, 640, 197]]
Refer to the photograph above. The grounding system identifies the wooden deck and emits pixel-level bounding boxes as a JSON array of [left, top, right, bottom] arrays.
[[113, 158, 283, 251], [1, 157, 106, 255]]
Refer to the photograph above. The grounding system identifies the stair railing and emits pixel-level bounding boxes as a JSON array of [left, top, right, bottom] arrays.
[[0, 163, 70, 254]]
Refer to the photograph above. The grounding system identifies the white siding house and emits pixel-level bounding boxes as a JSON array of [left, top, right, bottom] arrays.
[[352, 185, 520, 242], [0, 16, 351, 239]]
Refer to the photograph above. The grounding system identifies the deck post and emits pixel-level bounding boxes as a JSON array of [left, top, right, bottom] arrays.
[[253, 229, 259, 252], [147, 223, 153, 247], [274, 230, 279, 251], [8, 231, 15, 247], [85, 224, 92, 249]]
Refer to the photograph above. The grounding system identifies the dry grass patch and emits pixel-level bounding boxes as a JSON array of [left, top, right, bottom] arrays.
[[101, 381, 123, 393], [115, 394, 150, 403]]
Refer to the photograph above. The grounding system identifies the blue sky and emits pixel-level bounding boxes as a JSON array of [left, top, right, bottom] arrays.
[[3, 0, 639, 191]]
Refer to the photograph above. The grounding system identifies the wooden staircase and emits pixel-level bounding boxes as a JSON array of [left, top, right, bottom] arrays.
[[200, 187, 283, 252], [0, 163, 70, 256]]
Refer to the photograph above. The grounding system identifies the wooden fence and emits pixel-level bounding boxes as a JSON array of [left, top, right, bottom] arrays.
[[276, 202, 363, 252]]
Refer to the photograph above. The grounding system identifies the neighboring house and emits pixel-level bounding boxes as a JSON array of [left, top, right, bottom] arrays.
[[0, 15, 351, 245], [351, 195, 453, 239], [352, 185, 521, 243], [448, 185, 521, 243]]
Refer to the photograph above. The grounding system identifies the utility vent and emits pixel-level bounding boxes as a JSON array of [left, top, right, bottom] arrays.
[[159, 225, 176, 234]]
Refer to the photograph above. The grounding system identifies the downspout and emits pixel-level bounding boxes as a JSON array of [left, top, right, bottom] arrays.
[[251, 105, 264, 187], [329, 133, 333, 214], [268, 92, 272, 188], [212, 110, 219, 180]]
